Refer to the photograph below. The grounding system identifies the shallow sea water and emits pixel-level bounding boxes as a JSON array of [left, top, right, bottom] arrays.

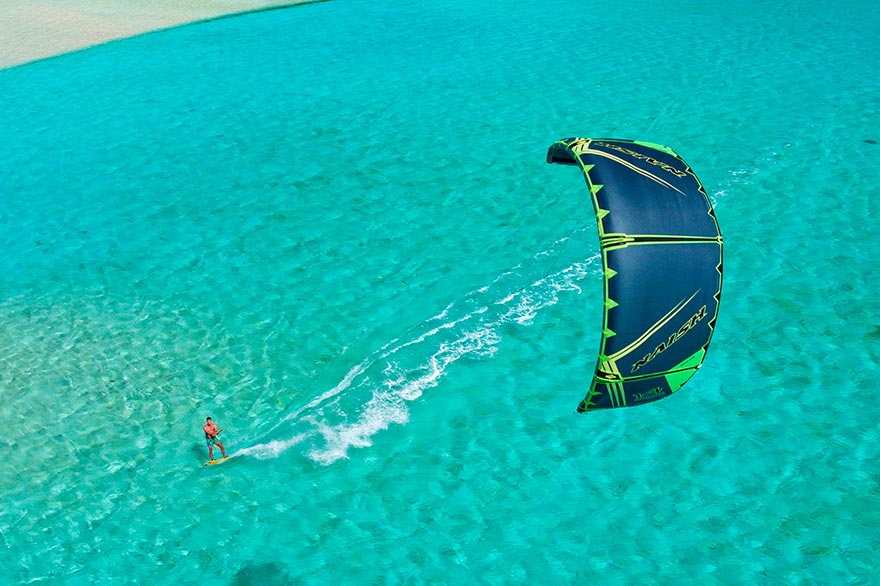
[[1, 0, 879, 583]]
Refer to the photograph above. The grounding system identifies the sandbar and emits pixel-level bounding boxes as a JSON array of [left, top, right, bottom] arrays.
[[0, 0, 323, 70]]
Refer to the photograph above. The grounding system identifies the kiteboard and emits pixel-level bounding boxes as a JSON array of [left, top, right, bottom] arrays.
[[204, 456, 234, 467]]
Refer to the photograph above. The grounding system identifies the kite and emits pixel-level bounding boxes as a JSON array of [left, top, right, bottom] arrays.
[[546, 138, 723, 412]]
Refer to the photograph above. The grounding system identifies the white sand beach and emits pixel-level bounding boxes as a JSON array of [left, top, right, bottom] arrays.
[[0, 0, 316, 69]]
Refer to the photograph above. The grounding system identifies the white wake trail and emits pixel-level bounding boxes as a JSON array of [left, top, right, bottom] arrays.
[[240, 234, 600, 464]]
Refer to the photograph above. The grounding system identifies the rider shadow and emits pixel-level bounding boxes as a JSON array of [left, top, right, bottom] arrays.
[[190, 444, 208, 461]]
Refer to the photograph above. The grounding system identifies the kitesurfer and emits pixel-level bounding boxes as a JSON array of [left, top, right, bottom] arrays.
[[203, 417, 227, 460]]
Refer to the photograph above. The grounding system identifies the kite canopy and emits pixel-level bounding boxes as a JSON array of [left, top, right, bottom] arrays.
[[547, 138, 723, 412]]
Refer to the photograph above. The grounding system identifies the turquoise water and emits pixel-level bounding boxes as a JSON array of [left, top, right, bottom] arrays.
[[2, 0, 879, 583]]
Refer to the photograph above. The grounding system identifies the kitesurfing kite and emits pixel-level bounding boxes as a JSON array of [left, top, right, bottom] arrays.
[[546, 138, 723, 412]]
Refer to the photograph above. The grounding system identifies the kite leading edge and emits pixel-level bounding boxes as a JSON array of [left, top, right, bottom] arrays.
[[546, 138, 723, 412]]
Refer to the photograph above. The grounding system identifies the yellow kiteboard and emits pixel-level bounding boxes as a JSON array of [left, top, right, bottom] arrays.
[[204, 456, 234, 467]]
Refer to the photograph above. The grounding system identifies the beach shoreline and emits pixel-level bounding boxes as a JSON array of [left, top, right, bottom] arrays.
[[0, 0, 325, 70]]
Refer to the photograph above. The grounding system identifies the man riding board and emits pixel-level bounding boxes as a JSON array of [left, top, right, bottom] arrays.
[[203, 417, 227, 460]]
